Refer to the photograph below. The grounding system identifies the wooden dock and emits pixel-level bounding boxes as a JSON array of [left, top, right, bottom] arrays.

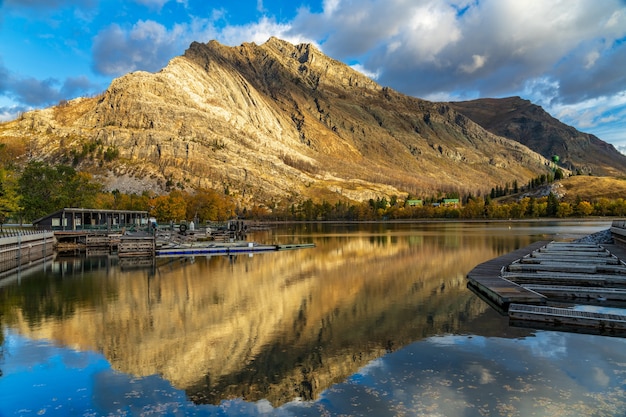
[[466, 241, 549, 311], [509, 303, 626, 334], [154, 242, 315, 257], [0, 231, 55, 275], [467, 238, 626, 336]]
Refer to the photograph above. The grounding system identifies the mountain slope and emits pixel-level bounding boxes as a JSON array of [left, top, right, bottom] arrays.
[[448, 97, 626, 176], [1, 38, 556, 205]]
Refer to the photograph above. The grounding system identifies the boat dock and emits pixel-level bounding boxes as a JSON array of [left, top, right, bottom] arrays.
[[154, 242, 315, 257], [467, 235, 626, 336], [0, 230, 55, 276], [466, 240, 549, 310], [50, 226, 315, 257]]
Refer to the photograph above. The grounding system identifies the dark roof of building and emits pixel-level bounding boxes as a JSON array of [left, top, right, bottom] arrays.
[[32, 208, 149, 225]]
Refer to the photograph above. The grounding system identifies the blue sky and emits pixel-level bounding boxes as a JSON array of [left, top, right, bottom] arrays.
[[1, 0, 625, 150]]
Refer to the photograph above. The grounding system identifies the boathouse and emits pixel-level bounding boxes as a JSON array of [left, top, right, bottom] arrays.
[[33, 208, 149, 231]]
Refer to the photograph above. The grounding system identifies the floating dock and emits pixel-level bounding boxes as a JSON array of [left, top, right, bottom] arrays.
[[466, 241, 549, 310], [51, 229, 316, 258], [509, 304, 626, 335], [154, 242, 315, 257], [467, 239, 626, 336]]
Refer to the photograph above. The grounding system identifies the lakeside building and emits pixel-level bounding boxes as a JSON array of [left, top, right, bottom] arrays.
[[32, 208, 149, 231]]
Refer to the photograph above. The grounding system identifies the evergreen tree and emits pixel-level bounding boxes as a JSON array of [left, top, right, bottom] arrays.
[[546, 192, 559, 216]]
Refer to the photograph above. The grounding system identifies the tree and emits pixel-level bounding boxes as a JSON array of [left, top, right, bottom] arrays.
[[186, 188, 236, 222], [150, 191, 187, 222], [546, 192, 559, 217], [462, 197, 484, 218], [18, 162, 60, 221], [574, 201, 594, 216], [0, 168, 20, 227], [554, 168, 564, 180], [18, 161, 102, 221]]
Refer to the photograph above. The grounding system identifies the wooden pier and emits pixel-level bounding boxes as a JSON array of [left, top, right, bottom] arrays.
[[509, 304, 626, 335], [466, 241, 549, 310], [0, 230, 55, 276], [154, 242, 315, 257], [467, 238, 626, 336]]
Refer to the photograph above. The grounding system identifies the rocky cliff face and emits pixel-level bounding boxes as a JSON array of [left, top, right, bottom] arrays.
[[1, 38, 558, 205], [449, 96, 626, 176]]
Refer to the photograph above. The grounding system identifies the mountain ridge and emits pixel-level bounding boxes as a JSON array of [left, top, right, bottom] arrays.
[[448, 96, 626, 176], [1, 38, 615, 207]]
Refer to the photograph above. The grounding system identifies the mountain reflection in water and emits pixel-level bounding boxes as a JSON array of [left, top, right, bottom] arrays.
[[1, 220, 625, 416]]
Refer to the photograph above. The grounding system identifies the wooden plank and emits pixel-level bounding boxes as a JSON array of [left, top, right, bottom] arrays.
[[520, 256, 619, 265], [543, 242, 604, 249], [507, 262, 598, 273], [502, 271, 626, 288], [522, 285, 626, 301], [466, 241, 549, 308], [509, 303, 626, 331], [534, 249, 610, 256]]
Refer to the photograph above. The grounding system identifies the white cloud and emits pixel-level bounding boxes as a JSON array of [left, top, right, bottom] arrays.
[[584, 50, 601, 69], [218, 17, 314, 48], [350, 64, 380, 80], [280, 0, 626, 143], [132, 0, 169, 9], [92, 18, 218, 76], [550, 91, 626, 128], [459, 54, 487, 74], [323, 0, 341, 16]]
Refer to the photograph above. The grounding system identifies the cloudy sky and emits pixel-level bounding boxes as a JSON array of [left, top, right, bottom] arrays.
[[1, 0, 625, 149]]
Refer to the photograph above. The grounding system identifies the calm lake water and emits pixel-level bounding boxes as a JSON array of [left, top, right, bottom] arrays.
[[1, 220, 625, 416]]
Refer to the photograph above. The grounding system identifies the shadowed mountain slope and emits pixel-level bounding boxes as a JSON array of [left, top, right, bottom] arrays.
[[449, 96, 626, 177]]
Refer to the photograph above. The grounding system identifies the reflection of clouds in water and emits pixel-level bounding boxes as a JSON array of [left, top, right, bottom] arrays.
[[592, 367, 610, 387], [466, 362, 495, 384], [520, 331, 568, 359], [429, 332, 569, 360], [2, 330, 626, 416], [427, 334, 488, 347], [574, 304, 626, 316], [331, 332, 626, 416]]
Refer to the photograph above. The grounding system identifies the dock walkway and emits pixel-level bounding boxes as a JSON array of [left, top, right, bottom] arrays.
[[466, 241, 549, 310], [467, 238, 626, 336]]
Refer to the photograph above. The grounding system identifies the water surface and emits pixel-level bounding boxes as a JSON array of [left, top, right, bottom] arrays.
[[1, 220, 625, 416]]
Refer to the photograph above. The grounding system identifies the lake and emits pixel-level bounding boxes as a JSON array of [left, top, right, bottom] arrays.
[[1, 220, 625, 416]]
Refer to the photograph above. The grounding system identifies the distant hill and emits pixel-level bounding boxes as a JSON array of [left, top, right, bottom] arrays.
[[0, 38, 602, 206], [558, 176, 626, 203], [448, 97, 626, 177]]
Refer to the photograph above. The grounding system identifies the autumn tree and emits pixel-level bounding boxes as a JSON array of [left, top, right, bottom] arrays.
[[186, 188, 236, 222], [150, 190, 187, 222]]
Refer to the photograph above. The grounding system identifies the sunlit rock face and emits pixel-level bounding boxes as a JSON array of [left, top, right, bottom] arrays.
[[0, 37, 555, 205]]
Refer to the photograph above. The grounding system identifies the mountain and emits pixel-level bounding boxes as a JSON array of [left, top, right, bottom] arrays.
[[0, 38, 563, 206], [448, 96, 626, 177]]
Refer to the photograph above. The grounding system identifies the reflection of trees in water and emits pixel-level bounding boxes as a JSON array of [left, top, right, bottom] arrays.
[[0, 256, 120, 327]]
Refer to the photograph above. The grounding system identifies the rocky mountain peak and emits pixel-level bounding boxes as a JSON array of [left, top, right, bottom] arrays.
[[2, 38, 604, 206]]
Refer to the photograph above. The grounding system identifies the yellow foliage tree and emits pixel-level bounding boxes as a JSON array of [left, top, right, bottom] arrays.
[[151, 191, 187, 222], [186, 188, 235, 222]]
